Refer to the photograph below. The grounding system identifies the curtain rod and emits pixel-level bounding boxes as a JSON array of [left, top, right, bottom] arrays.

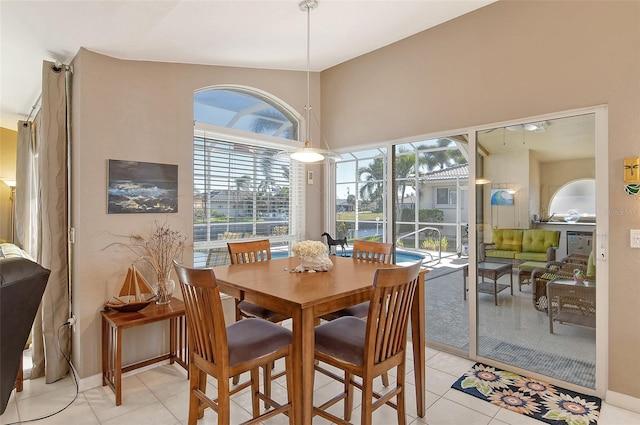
[[24, 93, 42, 126], [23, 62, 71, 126]]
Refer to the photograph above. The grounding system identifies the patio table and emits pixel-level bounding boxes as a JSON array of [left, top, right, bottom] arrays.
[[463, 262, 513, 305]]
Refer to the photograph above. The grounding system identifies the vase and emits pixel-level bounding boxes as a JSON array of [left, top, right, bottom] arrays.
[[299, 253, 333, 272], [156, 275, 175, 305]]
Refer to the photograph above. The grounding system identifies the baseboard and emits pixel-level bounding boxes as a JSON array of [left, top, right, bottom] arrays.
[[78, 373, 103, 393], [77, 359, 174, 393], [605, 390, 640, 414]]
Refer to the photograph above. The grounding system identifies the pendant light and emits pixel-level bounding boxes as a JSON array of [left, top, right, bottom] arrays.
[[290, 0, 325, 163]]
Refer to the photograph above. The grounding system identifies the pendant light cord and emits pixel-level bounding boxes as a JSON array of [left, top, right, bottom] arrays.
[[305, 2, 312, 144]]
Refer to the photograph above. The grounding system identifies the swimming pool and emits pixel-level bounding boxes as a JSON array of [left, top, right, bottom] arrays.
[[271, 249, 424, 263]]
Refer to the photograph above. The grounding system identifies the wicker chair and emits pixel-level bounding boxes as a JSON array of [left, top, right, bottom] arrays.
[[531, 260, 588, 312]]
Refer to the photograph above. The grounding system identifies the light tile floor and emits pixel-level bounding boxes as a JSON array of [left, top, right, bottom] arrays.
[[2, 345, 639, 425]]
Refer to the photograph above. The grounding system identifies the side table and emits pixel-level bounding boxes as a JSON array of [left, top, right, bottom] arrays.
[[546, 278, 596, 334], [463, 262, 513, 305], [101, 297, 188, 405]]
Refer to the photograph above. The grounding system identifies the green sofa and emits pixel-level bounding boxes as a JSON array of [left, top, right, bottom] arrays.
[[481, 229, 560, 262]]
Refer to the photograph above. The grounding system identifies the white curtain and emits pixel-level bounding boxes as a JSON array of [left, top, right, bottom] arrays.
[[15, 121, 39, 255], [16, 60, 71, 383]]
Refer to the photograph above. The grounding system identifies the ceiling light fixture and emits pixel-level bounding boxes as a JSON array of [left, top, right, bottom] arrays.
[[505, 121, 547, 133], [290, 0, 326, 163]]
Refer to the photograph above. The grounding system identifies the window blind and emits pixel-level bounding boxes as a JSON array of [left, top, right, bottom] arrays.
[[193, 129, 304, 266]]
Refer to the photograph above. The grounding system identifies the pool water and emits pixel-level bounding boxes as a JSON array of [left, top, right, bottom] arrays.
[[272, 249, 424, 263]]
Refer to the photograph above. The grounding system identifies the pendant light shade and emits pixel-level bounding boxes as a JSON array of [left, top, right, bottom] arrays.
[[290, 141, 325, 163], [290, 0, 325, 163]]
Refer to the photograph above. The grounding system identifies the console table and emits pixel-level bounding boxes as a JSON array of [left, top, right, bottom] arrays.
[[101, 298, 188, 405], [546, 278, 596, 333]]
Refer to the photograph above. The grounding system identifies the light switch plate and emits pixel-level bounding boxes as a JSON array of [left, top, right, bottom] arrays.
[[307, 170, 314, 185], [631, 229, 640, 248]]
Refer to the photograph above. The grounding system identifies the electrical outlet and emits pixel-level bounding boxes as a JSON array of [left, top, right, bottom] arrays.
[[68, 315, 77, 332], [631, 229, 640, 248]]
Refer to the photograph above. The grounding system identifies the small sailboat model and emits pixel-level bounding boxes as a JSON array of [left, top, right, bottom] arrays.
[[104, 265, 157, 312]]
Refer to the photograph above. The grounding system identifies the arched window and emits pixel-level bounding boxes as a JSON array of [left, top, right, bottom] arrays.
[[193, 86, 304, 267], [548, 178, 596, 221], [194, 86, 299, 141]]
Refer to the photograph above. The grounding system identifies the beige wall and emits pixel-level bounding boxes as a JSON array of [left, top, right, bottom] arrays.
[[0, 127, 17, 242], [70, 48, 322, 379], [321, 1, 640, 399], [485, 150, 530, 230]]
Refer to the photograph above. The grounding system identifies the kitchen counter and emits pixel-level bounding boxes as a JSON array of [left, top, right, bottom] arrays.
[[533, 222, 595, 258]]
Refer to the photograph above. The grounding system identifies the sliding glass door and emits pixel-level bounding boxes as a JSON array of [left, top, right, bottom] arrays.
[[329, 109, 605, 394], [392, 136, 470, 351], [474, 113, 598, 389]]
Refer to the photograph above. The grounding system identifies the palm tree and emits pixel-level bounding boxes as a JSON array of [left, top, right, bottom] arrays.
[[249, 109, 295, 140], [394, 149, 420, 218], [257, 154, 289, 215], [234, 175, 251, 216], [358, 157, 385, 208], [421, 139, 467, 171], [346, 194, 356, 212]]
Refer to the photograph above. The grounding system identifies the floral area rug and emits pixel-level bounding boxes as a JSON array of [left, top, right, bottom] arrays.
[[452, 363, 601, 425]]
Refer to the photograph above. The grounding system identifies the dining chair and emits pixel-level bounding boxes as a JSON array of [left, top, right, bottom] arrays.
[[227, 240, 289, 323], [320, 240, 394, 387], [321, 240, 393, 321], [227, 239, 289, 396], [173, 261, 295, 425], [313, 261, 421, 425]]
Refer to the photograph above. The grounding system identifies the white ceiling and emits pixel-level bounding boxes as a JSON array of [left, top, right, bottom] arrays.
[[477, 113, 596, 162], [0, 0, 494, 130]]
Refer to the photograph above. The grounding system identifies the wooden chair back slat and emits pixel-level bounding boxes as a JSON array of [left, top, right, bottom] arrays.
[[173, 260, 294, 424], [365, 262, 420, 366], [352, 240, 393, 264], [227, 240, 271, 264], [173, 262, 228, 367]]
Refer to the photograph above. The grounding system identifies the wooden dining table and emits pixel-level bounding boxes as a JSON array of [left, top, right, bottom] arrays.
[[212, 255, 427, 424]]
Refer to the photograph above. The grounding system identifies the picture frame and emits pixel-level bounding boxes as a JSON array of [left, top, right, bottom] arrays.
[[490, 189, 514, 206], [108, 159, 178, 214]]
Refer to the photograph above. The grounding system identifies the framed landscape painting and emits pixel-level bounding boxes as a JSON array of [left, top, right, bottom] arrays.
[[108, 160, 178, 214]]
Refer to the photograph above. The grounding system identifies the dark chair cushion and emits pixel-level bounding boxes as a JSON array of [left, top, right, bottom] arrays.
[[315, 317, 366, 366], [227, 318, 291, 366], [238, 300, 286, 322], [322, 301, 369, 321], [1, 258, 50, 414]]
